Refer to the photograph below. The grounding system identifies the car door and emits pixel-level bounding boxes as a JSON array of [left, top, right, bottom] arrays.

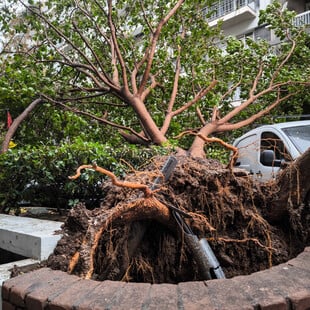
[[258, 129, 293, 181]]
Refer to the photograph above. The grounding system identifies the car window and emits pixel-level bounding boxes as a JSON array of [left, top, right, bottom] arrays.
[[282, 125, 310, 154], [260, 131, 292, 164]]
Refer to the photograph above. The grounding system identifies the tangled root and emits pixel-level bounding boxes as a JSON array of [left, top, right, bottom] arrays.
[[48, 155, 303, 283]]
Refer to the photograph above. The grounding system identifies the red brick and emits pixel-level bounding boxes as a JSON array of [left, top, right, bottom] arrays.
[[289, 290, 310, 310], [144, 283, 178, 310], [24, 269, 81, 310], [287, 250, 310, 272], [182, 278, 260, 310], [1, 247, 309, 310], [45, 278, 100, 310], [2, 285, 10, 302], [259, 300, 288, 310], [76, 280, 126, 310], [178, 281, 218, 309], [4, 268, 54, 307], [108, 282, 151, 309], [2, 300, 16, 310]]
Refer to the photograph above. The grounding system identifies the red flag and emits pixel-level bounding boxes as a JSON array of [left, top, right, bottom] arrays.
[[7, 111, 12, 128]]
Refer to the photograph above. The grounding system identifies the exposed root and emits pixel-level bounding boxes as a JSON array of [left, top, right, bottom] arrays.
[[210, 237, 275, 252], [187, 212, 216, 233], [69, 163, 154, 197], [174, 131, 238, 169], [67, 196, 171, 279], [48, 155, 307, 283], [245, 210, 273, 267]]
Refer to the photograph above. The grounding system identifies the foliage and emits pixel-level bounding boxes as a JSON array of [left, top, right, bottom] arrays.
[[0, 1, 309, 211], [0, 0, 309, 152], [0, 139, 169, 211]]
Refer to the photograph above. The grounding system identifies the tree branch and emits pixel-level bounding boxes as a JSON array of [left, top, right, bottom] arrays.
[[161, 79, 218, 135], [41, 95, 149, 143], [217, 91, 299, 132], [69, 163, 153, 197], [137, 0, 185, 96], [107, 0, 129, 90], [1, 98, 43, 154]]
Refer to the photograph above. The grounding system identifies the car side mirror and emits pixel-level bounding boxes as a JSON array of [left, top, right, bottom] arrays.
[[260, 150, 282, 167]]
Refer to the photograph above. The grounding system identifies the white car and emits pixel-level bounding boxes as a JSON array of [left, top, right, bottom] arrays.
[[233, 120, 310, 182]]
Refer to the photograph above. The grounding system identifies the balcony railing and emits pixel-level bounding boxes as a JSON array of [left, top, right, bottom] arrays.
[[294, 10, 310, 26], [205, 0, 256, 23]]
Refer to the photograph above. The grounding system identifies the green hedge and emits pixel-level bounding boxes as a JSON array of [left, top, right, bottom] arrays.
[[0, 139, 168, 212]]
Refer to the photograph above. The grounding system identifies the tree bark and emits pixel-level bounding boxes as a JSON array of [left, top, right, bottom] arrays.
[[126, 94, 168, 145], [188, 122, 218, 157], [268, 147, 310, 221], [1, 98, 43, 154]]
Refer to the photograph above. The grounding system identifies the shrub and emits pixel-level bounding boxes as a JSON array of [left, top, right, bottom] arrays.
[[0, 139, 168, 212]]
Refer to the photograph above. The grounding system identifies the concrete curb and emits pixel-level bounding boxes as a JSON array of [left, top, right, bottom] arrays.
[[2, 247, 310, 309], [0, 214, 63, 261]]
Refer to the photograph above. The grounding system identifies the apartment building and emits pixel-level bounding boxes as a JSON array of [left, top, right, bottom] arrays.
[[205, 0, 310, 45]]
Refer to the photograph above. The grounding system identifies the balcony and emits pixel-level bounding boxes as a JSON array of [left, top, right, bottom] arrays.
[[294, 10, 310, 27], [205, 0, 257, 27]]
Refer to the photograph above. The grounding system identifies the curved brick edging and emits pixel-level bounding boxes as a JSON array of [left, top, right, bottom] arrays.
[[2, 247, 310, 310]]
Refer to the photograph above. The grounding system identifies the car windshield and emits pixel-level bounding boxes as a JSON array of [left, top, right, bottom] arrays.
[[282, 125, 310, 154]]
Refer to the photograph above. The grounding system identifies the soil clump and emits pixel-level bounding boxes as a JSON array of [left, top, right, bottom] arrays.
[[47, 155, 309, 284]]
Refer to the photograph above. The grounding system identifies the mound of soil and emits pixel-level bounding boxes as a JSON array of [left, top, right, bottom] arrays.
[[47, 155, 309, 284]]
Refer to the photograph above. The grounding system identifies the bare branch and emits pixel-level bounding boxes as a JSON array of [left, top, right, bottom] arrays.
[[140, 74, 159, 101], [176, 80, 218, 116], [219, 80, 308, 125], [217, 91, 299, 132], [249, 61, 264, 98], [219, 71, 243, 102], [24, 3, 118, 91], [137, 0, 185, 96], [107, 0, 129, 90], [44, 59, 111, 91], [71, 19, 116, 86], [1, 98, 43, 153], [131, 48, 150, 94], [161, 79, 218, 135], [166, 36, 184, 113], [269, 29, 301, 87], [74, 0, 120, 86], [211, 106, 219, 122], [41, 95, 150, 143], [139, 0, 155, 33], [196, 107, 206, 125]]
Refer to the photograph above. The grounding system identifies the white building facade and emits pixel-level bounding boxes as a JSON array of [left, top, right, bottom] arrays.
[[205, 0, 310, 44]]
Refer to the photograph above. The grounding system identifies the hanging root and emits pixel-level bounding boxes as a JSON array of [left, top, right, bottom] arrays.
[[195, 134, 238, 170], [187, 212, 216, 233], [69, 163, 153, 197], [175, 131, 238, 170], [67, 196, 171, 279]]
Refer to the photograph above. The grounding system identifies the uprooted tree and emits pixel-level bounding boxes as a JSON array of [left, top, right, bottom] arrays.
[[1, 0, 310, 282], [1, 0, 309, 154]]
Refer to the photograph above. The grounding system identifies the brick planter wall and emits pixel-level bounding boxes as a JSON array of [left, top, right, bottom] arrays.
[[2, 247, 310, 310]]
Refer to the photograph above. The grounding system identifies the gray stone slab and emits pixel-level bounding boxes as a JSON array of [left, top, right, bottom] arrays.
[[0, 214, 63, 260]]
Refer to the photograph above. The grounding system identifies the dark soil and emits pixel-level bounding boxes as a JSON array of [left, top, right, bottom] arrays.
[[47, 155, 309, 284]]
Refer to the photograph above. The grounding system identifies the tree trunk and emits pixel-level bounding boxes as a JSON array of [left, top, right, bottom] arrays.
[[126, 94, 168, 145], [267, 147, 310, 222], [1, 99, 43, 154], [188, 122, 218, 157]]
